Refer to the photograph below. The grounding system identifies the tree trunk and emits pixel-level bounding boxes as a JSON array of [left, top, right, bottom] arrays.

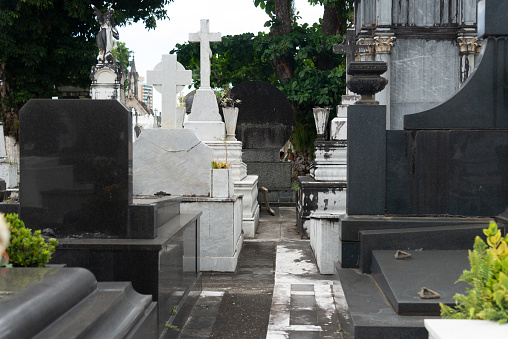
[[0, 63, 19, 141], [316, 2, 344, 70], [269, 0, 294, 83]]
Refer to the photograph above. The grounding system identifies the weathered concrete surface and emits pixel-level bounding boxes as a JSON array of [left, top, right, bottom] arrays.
[[178, 207, 348, 338]]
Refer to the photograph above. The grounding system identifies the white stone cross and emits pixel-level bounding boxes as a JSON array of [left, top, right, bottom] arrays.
[[146, 54, 192, 128], [189, 19, 221, 89]]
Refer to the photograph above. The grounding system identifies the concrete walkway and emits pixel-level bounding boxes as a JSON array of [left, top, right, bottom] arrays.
[[178, 206, 347, 339]]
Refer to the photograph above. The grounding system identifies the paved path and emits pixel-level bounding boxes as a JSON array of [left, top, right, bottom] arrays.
[[178, 207, 347, 339]]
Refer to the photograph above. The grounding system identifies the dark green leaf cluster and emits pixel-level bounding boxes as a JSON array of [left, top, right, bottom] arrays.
[[0, 0, 170, 134], [172, 23, 346, 154], [5, 213, 58, 267], [440, 221, 508, 323], [172, 32, 276, 89]]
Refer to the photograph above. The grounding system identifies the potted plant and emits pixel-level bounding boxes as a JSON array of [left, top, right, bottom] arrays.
[[220, 89, 241, 141], [211, 161, 233, 198], [425, 221, 508, 336]]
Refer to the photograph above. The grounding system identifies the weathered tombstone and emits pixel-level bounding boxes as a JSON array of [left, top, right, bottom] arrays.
[[230, 81, 293, 204], [335, 0, 508, 337], [16, 99, 201, 336]]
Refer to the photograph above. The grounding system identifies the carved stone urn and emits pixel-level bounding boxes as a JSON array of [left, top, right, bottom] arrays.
[[313, 107, 330, 140], [223, 107, 239, 141], [346, 61, 388, 105]]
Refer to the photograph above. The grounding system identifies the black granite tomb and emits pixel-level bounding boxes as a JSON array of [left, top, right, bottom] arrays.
[[336, 0, 508, 336], [15, 99, 201, 337], [229, 81, 294, 204]]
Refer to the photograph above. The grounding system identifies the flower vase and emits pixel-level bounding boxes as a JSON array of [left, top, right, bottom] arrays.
[[211, 168, 233, 198], [313, 107, 330, 140], [223, 107, 239, 141]]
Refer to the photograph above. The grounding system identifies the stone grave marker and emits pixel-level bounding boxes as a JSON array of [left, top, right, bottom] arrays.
[[185, 19, 224, 141], [230, 81, 293, 203], [146, 54, 192, 128]]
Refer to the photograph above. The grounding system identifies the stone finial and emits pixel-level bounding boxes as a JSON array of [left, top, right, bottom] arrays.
[[346, 61, 388, 105]]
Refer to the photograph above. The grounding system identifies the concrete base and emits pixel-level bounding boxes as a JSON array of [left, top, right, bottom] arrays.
[[182, 196, 243, 272], [184, 121, 225, 142], [234, 174, 260, 238], [0, 161, 18, 188], [309, 212, 343, 274], [296, 176, 346, 238]]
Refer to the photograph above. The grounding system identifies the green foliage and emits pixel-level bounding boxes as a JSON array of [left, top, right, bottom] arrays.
[[172, 33, 276, 89], [5, 213, 58, 267], [173, 23, 347, 153], [164, 322, 179, 331], [212, 161, 228, 169], [0, 0, 171, 138], [440, 221, 508, 324]]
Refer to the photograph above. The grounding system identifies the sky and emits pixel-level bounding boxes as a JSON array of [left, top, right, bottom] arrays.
[[120, 0, 324, 111]]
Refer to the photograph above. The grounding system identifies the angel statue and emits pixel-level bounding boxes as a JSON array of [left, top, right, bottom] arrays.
[[91, 4, 119, 64]]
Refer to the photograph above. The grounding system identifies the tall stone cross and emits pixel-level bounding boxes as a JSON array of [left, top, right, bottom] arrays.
[[146, 54, 192, 128], [189, 19, 221, 89]]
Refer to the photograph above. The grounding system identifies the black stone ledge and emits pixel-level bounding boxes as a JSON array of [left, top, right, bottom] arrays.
[[336, 267, 431, 339], [392, 26, 463, 40], [372, 250, 469, 316], [55, 212, 201, 251], [340, 215, 491, 242], [0, 267, 97, 339], [298, 176, 347, 189], [359, 223, 494, 273]]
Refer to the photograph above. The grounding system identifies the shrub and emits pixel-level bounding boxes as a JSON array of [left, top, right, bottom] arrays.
[[5, 213, 58, 267], [440, 221, 508, 323]]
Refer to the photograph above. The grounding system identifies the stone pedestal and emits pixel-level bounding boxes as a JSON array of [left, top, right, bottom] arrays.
[[206, 140, 260, 238], [309, 212, 342, 274], [184, 120, 225, 142], [211, 168, 233, 198], [181, 196, 243, 272], [90, 63, 125, 102], [296, 176, 346, 238], [310, 141, 347, 181]]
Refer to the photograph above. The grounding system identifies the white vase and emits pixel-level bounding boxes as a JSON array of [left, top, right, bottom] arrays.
[[211, 168, 233, 198], [313, 107, 330, 140], [223, 107, 239, 141]]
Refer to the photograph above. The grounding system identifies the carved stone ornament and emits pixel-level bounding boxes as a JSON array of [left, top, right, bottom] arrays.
[[346, 61, 388, 105], [457, 36, 482, 55], [374, 35, 396, 54]]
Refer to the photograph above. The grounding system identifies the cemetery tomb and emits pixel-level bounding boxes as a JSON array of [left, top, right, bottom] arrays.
[[230, 81, 294, 205], [335, 0, 508, 337], [13, 99, 201, 337]]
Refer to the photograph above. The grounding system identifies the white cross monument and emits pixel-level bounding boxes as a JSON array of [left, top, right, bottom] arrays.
[[146, 54, 192, 129], [186, 19, 223, 130]]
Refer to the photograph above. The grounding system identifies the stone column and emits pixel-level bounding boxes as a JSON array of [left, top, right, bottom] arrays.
[[457, 29, 482, 84], [374, 33, 395, 129]]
